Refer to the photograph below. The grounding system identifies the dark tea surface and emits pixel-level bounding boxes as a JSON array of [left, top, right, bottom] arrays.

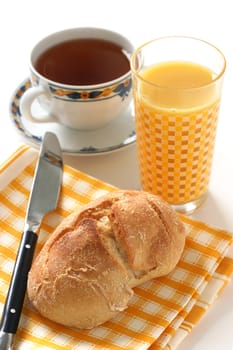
[[34, 38, 130, 85]]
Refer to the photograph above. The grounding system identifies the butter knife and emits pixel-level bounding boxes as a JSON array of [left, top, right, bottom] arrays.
[[0, 132, 63, 349]]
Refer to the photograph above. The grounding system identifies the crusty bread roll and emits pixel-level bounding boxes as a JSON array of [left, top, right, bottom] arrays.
[[27, 190, 185, 329]]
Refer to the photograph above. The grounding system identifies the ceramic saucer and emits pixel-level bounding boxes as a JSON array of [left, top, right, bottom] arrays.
[[10, 79, 136, 155]]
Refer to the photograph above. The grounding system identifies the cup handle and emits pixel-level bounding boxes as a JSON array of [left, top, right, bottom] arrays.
[[20, 85, 57, 123]]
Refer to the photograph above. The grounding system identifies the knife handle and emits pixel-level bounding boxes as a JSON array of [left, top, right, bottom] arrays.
[[0, 229, 38, 334]]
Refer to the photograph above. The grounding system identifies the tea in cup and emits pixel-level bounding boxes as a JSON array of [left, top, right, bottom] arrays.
[[130, 36, 226, 213], [20, 27, 133, 130]]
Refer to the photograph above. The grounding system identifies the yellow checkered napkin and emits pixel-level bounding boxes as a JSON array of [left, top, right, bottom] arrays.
[[0, 145, 233, 350]]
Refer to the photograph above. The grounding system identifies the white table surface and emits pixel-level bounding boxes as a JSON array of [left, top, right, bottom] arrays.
[[1, 1, 233, 349]]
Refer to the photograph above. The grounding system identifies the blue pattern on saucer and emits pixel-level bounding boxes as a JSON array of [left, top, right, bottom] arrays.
[[9, 79, 136, 155]]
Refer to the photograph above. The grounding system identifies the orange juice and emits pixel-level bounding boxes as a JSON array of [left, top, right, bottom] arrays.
[[134, 60, 221, 205]]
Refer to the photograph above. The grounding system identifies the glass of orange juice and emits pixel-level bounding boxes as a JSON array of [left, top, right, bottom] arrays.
[[130, 36, 226, 214]]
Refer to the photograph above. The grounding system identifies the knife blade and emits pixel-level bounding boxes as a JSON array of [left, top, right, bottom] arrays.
[[0, 132, 63, 350]]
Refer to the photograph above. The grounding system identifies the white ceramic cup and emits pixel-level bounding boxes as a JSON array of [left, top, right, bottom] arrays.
[[20, 27, 134, 130]]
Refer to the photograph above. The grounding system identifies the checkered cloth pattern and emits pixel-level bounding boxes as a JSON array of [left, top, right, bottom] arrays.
[[0, 145, 233, 350]]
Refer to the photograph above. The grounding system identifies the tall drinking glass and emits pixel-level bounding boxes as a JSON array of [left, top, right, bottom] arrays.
[[130, 36, 226, 214]]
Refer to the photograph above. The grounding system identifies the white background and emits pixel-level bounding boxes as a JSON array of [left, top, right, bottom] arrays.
[[1, 1, 233, 349]]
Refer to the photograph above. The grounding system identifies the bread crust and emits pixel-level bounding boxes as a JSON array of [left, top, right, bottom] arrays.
[[27, 190, 185, 329]]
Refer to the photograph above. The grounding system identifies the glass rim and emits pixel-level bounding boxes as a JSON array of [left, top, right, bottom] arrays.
[[130, 35, 226, 91]]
